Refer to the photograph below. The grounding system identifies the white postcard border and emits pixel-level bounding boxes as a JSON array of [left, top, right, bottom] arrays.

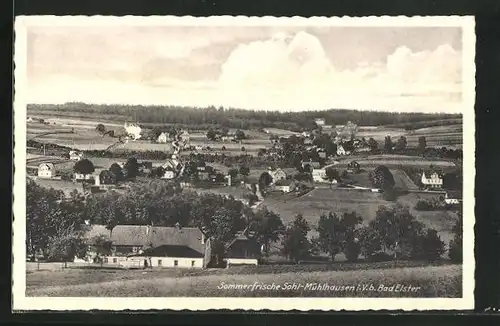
[[13, 15, 476, 311]]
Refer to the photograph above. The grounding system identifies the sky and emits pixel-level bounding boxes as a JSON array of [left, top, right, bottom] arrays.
[[26, 24, 464, 113]]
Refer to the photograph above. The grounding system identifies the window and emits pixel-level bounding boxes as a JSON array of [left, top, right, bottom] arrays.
[[158, 260, 162, 266], [103, 257, 108, 263], [113, 258, 117, 263], [191, 260, 195, 267], [174, 260, 178, 266]]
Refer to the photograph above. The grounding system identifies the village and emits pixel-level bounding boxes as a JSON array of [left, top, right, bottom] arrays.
[[26, 113, 463, 273]]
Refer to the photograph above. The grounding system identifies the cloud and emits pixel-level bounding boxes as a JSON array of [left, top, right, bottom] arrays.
[[27, 28, 463, 112], [217, 31, 462, 111]]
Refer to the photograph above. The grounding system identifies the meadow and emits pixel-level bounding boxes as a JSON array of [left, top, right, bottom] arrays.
[[26, 263, 462, 297]]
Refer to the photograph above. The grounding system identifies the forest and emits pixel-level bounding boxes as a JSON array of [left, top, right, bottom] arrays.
[[27, 103, 462, 131]]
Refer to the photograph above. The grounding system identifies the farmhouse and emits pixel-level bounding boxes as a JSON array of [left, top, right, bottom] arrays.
[[85, 224, 207, 268], [157, 132, 168, 143], [37, 163, 56, 179], [69, 150, 83, 161], [337, 145, 351, 156], [222, 135, 235, 142], [421, 170, 443, 188], [74, 173, 94, 181], [162, 169, 176, 180], [347, 161, 361, 173], [314, 118, 325, 127], [312, 168, 327, 183], [268, 167, 287, 184], [273, 179, 295, 193], [224, 233, 260, 267], [83, 224, 260, 268]]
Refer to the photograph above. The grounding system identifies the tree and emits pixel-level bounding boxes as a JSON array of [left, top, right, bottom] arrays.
[[368, 138, 379, 153], [258, 172, 273, 191], [420, 229, 445, 261], [395, 136, 407, 151], [73, 159, 95, 176], [315, 212, 362, 261], [90, 234, 113, 266], [99, 170, 117, 184], [123, 157, 139, 179], [239, 165, 250, 177], [449, 212, 463, 263], [363, 205, 428, 260], [228, 168, 239, 180], [281, 214, 311, 262], [206, 128, 217, 141], [418, 136, 427, 156], [325, 167, 340, 182], [46, 226, 88, 268], [109, 163, 124, 182], [235, 129, 246, 140], [369, 165, 395, 191], [384, 136, 393, 153], [251, 206, 285, 257], [148, 166, 165, 179], [96, 123, 106, 134]]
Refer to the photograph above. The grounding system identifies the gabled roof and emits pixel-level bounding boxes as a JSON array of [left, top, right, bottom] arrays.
[[38, 162, 55, 170], [86, 224, 204, 254], [422, 169, 443, 178], [139, 244, 204, 258]]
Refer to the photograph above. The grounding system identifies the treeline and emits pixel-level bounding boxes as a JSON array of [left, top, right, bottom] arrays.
[[27, 178, 463, 265], [28, 103, 462, 131]]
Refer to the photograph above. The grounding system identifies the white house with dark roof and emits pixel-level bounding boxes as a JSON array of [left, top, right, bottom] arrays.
[[37, 163, 56, 179], [421, 170, 443, 188], [83, 224, 260, 268], [268, 167, 287, 184]]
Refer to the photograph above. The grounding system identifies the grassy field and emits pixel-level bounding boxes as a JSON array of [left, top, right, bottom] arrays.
[[264, 188, 390, 227], [26, 263, 462, 297]]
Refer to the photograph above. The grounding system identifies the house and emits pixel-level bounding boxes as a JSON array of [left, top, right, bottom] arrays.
[[84, 224, 207, 268], [312, 168, 327, 182], [337, 145, 351, 156], [222, 135, 235, 142], [74, 173, 94, 181], [198, 172, 210, 181], [69, 150, 83, 161], [157, 132, 168, 143], [301, 161, 321, 170], [274, 179, 295, 193], [355, 146, 371, 153], [37, 163, 56, 179], [268, 167, 287, 184], [83, 224, 260, 268], [224, 232, 260, 267], [347, 161, 361, 173], [314, 118, 325, 127], [421, 170, 443, 188], [195, 145, 203, 151], [444, 191, 462, 205], [162, 169, 176, 180]]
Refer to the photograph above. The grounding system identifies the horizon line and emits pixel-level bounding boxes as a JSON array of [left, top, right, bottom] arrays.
[[27, 102, 464, 116]]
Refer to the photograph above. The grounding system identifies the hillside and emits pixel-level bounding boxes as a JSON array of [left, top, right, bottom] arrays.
[[28, 103, 462, 131]]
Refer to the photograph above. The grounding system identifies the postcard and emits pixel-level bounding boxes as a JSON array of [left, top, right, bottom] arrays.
[[13, 15, 475, 311]]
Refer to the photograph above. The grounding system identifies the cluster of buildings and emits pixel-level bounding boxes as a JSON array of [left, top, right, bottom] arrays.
[[76, 223, 261, 269]]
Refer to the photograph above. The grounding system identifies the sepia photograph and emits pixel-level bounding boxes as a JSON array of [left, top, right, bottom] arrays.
[[13, 15, 475, 311]]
